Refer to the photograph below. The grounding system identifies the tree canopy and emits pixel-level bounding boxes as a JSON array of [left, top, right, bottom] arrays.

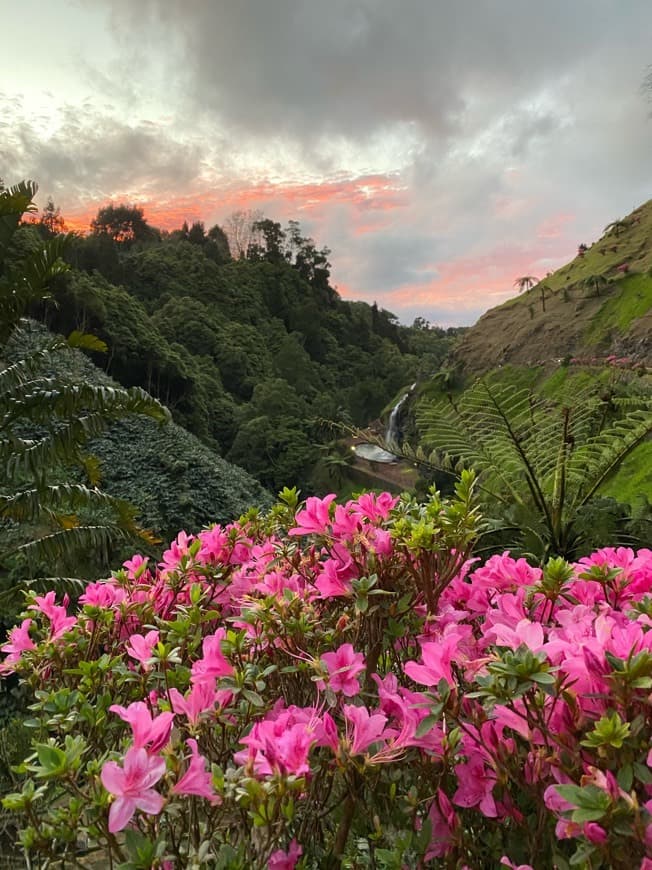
[[33, 202, 464, 493]]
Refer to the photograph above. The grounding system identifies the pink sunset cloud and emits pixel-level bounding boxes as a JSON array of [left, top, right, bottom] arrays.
[[383, 237, 573, 315], [61, 173, 408, 235], [536, 212, 576, 240]]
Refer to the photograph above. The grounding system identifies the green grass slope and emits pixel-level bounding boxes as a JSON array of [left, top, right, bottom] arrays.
[[452, 200, 652, 375]]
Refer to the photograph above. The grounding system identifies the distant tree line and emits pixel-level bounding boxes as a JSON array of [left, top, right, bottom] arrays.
[[22, 198, 465, 493]]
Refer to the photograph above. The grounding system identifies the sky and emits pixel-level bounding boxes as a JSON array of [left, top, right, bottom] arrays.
[[2, 1, 651, 327]]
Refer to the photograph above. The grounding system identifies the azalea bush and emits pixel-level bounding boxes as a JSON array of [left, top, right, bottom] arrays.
[[2, 474, 652, 869]]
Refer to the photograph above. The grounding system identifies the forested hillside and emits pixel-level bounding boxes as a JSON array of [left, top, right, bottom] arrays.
[[22, 205, 464, 492]]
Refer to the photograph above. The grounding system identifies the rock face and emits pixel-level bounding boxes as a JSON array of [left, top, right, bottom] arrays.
[[451, 200, 652, 375]]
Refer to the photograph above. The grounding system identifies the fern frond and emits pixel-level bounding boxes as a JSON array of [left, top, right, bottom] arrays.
[[4, 382, 170, 428], [0, 181, 37, 263], [0, 483, 135, 524], [13, 524, 131, 568], [569, 409, 652, 508]]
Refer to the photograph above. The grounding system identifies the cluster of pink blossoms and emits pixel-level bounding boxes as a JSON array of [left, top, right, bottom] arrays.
[[3, 491, 652, 868]]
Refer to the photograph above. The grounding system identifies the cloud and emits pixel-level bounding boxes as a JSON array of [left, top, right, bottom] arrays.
[[0, 94, 207, 203], [96, 0, 649, 151], [3, 0, 652, 326]]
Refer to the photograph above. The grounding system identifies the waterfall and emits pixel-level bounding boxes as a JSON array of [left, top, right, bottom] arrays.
[[384, 391, 409, 452], [354, 385, 415, 464]]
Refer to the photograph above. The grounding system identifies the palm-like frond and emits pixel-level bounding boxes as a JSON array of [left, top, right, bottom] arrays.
[[417, 383, 549, 514], [566, 410, 652, 507], [0, 181, 37, 264], [2, 380, 170, 430], [0, 181, 71, 341], [0, 179, 171, 587], [416, 378, 652, 558], [15, 524, 133, 571], [0, 483, 136, 525]]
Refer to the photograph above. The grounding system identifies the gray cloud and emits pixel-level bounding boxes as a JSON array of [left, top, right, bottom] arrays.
[[3, 0, 652, 324], [0, 95, 208, 202], [96, 0, 651, 149]]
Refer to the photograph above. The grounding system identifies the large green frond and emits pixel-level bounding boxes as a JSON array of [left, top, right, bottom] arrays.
[[416, 381, 549, 509], [568, 409, 652, 508], [0, 483, 136, 525], [0, 337, 67, 404], [0, 234, 72, 340], [0, 180, 37, 264], [13, 524, 131, 570], [3, 381, 170, 429]]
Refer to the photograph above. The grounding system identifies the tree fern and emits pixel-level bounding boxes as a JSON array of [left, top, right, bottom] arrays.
[[0, 180, 170, 587], [415, 379, 652, 559]]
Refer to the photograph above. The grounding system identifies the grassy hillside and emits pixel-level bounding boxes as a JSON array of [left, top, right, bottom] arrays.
[[453, 199, 652, 374]]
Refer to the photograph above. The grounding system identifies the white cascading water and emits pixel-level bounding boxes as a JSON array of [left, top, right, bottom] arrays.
[[384, 391, 409, 452], [354, 384, 415, 464]]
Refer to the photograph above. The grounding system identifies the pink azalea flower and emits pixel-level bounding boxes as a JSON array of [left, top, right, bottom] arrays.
[[369, 527, 393, 556], [169, 682, 220, 726], [404, 628, 470, 687], [159, 531, 194, 576], [426, 788, 458, 858], [29, 592, 76, 639], [315, 558, 353, 598], [0, 619, 36, 673], [172, 738, 219, 803], [268, 839, 302, 869], [122, 554, 151, 581], [235, 718, 316, 777], [330, 503, 361, 539], [543, 785, 574, 814], [254, 569, 302, 597], [583, 822, 608, 845], [126, 630, 159, 670], [321, 644, 365, 696], [288, 494, 336, 536], [79, 580, 126, 609], [351, 492, 398, 522], [191, 628, 234, 684], [488, 618, 545, 652], [472, 552, 542, 593], [109, 702, 173, 752], [314, 711, 339, 753], [453, 754, 498, 817], [501, 860, 534, 870], [492, 703, 533, 741], [101, 745, 165, 832], [197, 524, 229, 563], [343, 704, 388, 756]]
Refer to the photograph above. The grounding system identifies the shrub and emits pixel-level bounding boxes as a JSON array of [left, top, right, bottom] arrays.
[[2, 478, 651, 868]]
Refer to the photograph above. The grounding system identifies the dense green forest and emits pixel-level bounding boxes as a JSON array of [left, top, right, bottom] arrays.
[[23, 203, 464, 493]]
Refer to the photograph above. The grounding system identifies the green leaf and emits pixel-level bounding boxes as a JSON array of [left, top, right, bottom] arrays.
[[617, 764, 633, 792], [66, 330, 108, 353], [35, 744, 66, 776], [415, 714, 440, 738]]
